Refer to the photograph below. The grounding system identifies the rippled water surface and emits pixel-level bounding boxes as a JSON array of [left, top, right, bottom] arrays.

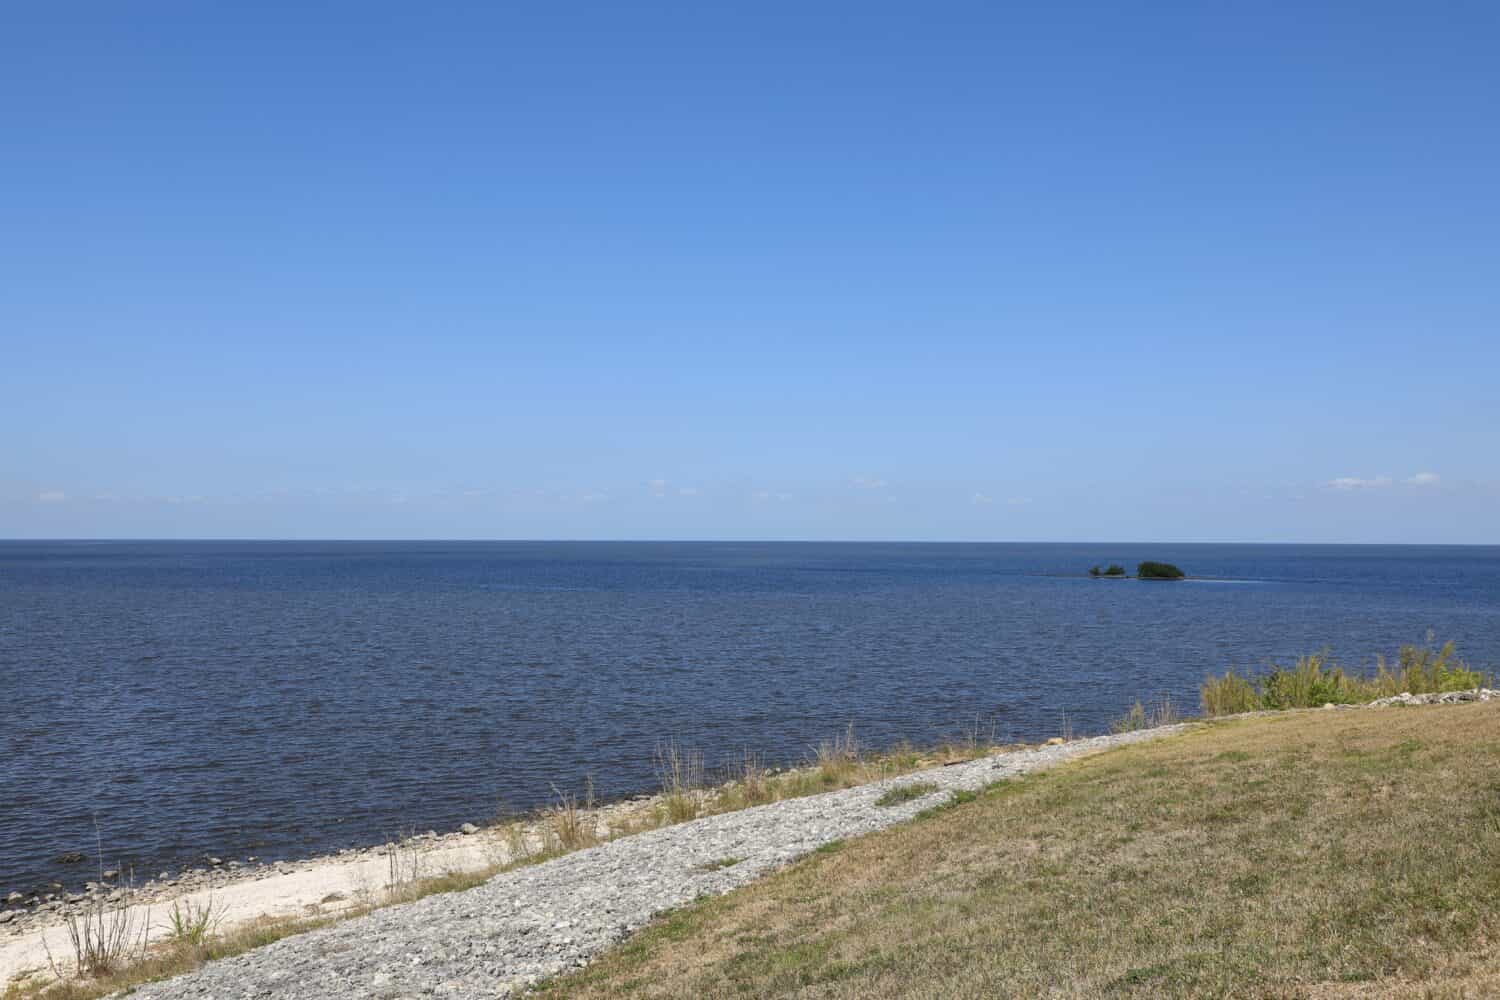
[[3, 541, 1498, 895]]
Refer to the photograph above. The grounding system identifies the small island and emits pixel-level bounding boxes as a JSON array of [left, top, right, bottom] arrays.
[[1086, 561, 1187, 579]]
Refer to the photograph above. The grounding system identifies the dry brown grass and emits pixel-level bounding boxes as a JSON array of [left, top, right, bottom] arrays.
[[548, 779, 601, 852], [543, 703, 1500, 999], [656, 740, 706, 824]]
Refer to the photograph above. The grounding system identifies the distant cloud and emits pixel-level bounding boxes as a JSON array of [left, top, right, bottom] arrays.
[[971, 492, 994, 505], [677, 487, 700, 497], [1406, 471, 1440, 487], [850, 476, 887, 490], [751, 490, 792, 503], [1007, 496, 1033, 506], [37, 490, 67, 503], [647, 479, 668, 498], [1325, 476, 1393, 491]]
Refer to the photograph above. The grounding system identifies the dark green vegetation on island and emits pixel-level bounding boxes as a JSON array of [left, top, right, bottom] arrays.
[[1087, 561, 1184, 579], [546, 702, 1500, 998], [1201, 639, 1489, 716]]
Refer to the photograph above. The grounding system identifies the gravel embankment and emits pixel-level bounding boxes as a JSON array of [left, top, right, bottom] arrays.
[[129, 726, 1186, 999]]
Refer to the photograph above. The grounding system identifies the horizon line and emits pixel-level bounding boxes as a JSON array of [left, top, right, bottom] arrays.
[[3, 537, 1498, 548]]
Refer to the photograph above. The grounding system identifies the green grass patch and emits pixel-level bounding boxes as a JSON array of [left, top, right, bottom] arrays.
[[873, 782, 939, 807]]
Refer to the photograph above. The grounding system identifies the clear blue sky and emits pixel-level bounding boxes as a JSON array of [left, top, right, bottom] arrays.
[[5, 2, 1497, 542]]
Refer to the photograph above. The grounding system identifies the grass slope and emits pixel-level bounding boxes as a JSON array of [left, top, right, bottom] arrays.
[[544, 703, 1500, 999]]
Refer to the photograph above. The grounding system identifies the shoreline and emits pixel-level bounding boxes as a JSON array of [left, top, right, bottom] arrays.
[[107, 726, 1198, 998], [0, 787, 678, 987], [0, 736, 1003, 988], [8, 687, 1496, 993]]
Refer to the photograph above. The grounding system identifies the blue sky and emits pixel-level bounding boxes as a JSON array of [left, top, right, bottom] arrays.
[[4, 2, 1497, 542]]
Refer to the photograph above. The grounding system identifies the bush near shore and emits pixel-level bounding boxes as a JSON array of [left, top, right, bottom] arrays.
[[1201, 640, 1489, 716]]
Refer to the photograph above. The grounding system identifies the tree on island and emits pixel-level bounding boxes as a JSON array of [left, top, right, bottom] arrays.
[[1137, 561, 1186, 580], [1089, 564, 1128, 577]]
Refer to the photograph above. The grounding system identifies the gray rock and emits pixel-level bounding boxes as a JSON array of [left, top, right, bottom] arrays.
[[460, 823, 480, 835], [4, 892, 22, 905], [0, 911, 15, 924]]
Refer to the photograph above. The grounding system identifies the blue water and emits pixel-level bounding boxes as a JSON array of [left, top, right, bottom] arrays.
[[3, 541, 1498, 896]]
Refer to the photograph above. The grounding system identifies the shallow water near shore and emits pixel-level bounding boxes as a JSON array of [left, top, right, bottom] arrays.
[[3, 540, 1498, 897]]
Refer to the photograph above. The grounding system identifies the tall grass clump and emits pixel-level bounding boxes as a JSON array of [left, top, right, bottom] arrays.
[[46, 892, 151, 980], [726, 750, 771, 809], [548, 779, 598, 850], [656, 740, 705, 824], [813, 723, 861, 787], [1374, 639, 1486, 695], [162, 897, 224, 950], [42, 824, 151, 981], [1200, 639, 1489, 717], [383, 830, 451, 903], [1256, 652, 1359, 709], [1109, 696, 1179, 734], [1200, 671, 1260, 717]]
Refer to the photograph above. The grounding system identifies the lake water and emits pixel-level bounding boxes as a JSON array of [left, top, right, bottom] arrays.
[[3, 541, 1498, 896]]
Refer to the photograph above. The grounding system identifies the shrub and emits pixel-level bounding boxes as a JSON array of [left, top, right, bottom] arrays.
[[48, 890, 150, 979], [1137, 561, 1185, 580], [1258, 653, 1358, 709], [1200, 640, 1490, 716], [1104, 564, 1127, 577], [1375, 639, 1486, 696]]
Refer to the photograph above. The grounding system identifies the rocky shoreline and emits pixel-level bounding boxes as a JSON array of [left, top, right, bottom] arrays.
[[0, 791, 669, 942], [5, 688, 1496, 943], [122, 725, 1191, 998]]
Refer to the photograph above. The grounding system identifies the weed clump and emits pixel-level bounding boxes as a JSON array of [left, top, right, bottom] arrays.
[[1110, 697, 1179, 734], [656, 740, 705, 824], [1200, 639, 1488, 716], [874, 782, 940, 807]]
